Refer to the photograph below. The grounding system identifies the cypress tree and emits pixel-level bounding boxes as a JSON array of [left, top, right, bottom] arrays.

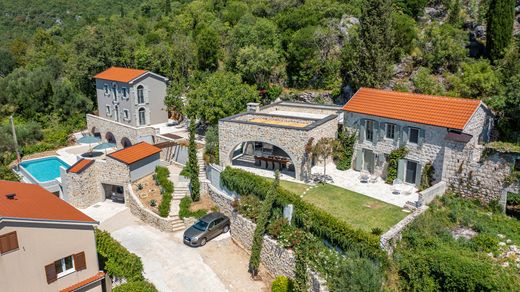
[[341, 0, 395, 89], [486, 0, 515, 61], [187, 119, 200, 201]]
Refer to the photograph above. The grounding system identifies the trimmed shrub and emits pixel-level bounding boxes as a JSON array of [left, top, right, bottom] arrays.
[[155, 166, 173, 217], [112, 281, 157, 292], [271, 275, 294, 292], [95, 230, 144, 282], [179, 196, 207, 219]]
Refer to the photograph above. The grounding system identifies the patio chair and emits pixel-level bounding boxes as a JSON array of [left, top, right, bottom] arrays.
[[260, 160, 267, 168], [267, 160, 273, 169], [369, 174, 378, 183], [391, 179, 403, 194], [273, 161, 280, 170], [359, 171, 369, 183]]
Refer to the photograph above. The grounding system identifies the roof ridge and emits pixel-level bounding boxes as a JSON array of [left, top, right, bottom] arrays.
[[359, 87, 481, 104]]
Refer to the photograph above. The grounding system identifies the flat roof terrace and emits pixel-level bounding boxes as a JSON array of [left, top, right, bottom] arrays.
[[221, 112, 336, 131]]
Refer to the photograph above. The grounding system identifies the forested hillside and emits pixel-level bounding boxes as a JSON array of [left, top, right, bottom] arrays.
[[0, 0, 519, 177]]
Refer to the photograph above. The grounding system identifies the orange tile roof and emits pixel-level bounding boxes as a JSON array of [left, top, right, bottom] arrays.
[[60, 271, 105, 292], [107, 142, 161, 165], [94, 67, 147, 83], [0, 181, 96, 223], [342, 88, 482, 130], [67, 159, 94, 174]]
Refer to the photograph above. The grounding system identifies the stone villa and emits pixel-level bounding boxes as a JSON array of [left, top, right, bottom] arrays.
[[0, 180, 108, 292]]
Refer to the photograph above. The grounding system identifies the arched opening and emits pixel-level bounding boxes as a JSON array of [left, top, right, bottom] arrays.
[[105, 132, 116, 144], [230, 141, 296, 178], [121, 137, 132, 148], [91, 127, 101, 139], [138, 107, 146, 126], [137, 85, 144, 104]]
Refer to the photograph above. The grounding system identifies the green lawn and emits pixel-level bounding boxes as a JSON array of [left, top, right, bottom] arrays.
[[278, 180, 408, 232]]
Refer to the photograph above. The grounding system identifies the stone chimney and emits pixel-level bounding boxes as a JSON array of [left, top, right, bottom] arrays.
[[247, 102, 260, 113]]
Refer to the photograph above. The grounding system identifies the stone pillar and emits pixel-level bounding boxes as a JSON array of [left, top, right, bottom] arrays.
[[247, 102, 260, 113]]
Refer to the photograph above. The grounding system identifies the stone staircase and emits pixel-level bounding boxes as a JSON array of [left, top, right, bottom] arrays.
[[173, 181, 190, 200], [168, 214, 186, 232]]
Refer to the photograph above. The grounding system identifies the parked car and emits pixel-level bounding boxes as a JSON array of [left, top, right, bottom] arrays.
[[183, 212, 230, 247]]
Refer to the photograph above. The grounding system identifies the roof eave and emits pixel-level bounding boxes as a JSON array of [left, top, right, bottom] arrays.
[[0, 216, 98, 226]]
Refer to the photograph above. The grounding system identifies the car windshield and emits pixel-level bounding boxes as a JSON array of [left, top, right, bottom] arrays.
[[193, 220, 209, 231]]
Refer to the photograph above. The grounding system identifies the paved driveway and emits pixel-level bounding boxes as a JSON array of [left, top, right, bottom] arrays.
[[82, 201, 269, 292]]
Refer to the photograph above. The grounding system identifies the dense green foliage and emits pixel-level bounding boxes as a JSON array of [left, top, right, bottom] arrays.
[[334, 130, 357, 170], [95, 229, 146, 282], [221, 167, 384, 261], [394, 194, 520, 290], [271, 275, 294, 292], [112, 281, 158, 292], [179, 196, 207, 219], [385, 147, 408, 184], [155, 166, 173, 217], [249, 172, 279, 276], [486, 0, 515, 61], [186, 120, 200, 201], [203, 125, 219, 164], [419, 162, 435, 191]]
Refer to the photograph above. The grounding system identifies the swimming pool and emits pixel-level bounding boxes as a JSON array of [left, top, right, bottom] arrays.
[[19, 156, 70, 183]]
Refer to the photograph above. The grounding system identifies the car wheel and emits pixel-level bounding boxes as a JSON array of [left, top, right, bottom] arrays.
[[223, 225, 230, 233], [200, 238, 207, 246]]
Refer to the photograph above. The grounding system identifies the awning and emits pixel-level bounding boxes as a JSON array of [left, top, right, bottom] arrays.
[[445, 132, 473, 143]]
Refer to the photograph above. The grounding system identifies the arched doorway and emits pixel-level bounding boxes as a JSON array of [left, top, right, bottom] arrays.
[[121, 137, 132, 148], [138, 107, 146, 126], [229, 141, 296, 178], [106, 132, 116, 144]]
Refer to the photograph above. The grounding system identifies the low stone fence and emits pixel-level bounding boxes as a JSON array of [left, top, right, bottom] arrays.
[[208, 184, 327, 291], [380, 206, 428, 254], [126, 184, 179, 232], [417, 181, 447, 207]]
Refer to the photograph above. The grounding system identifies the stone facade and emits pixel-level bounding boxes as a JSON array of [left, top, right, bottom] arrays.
[[380, 206, 429, 254], [219, 103, 340, 181], [344, 104, 493, 187], [87, 114, 156, 148], [126, 183, 182, 232]]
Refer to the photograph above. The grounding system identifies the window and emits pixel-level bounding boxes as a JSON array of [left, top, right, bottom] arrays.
[[55, 255, 75, 278], [138, 108, 146, 125], [365, 120, 375, 142], [137, 85, 144, 104], [122, 87, 127, 99], [112, 84, 117, 101], [104, 84, 109, 94], [0, 231, 19, 254], [409, 127, 419, 144], [106, 105, 111, 115], [405, 160, 418, 184], [385, 123, 395, 139], [123, 109, 130, 120]]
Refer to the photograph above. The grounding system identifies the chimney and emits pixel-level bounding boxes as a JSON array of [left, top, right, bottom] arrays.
[[247, 102, 260, 113], [6, 193, 16, 200]]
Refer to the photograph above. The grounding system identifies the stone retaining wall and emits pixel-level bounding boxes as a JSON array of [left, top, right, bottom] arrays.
[[380, 206, 428, 254], [126, 184, 180, 232], [87, 114, 156, 148], [417, 181, 447, 207], [208, 184, 327, 291]]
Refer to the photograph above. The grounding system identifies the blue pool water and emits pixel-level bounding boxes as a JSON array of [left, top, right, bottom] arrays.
[[20, 157, 70, 182]]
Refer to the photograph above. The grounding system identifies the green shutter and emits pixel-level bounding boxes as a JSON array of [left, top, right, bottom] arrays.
[[418, 129, 426, 146], [380, 122, 386, 140], [372, 121, 379, 143], [358, 119, 365, 143], [354, 148, 363, 171], [401, 126, 409, 147], [397, 159, 405, 181], [415, 163, 422, 187]]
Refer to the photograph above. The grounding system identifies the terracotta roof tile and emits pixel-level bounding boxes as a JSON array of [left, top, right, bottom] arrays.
[[342, 88, 482, 130], [60, 271, 105, 292], [67, 159, 94, 174], [94, 67, 147, 83], [0, 181, 96, 223], [107, 142, 161, 165]]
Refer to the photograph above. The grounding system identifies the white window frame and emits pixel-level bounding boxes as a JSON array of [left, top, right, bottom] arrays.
[[55, 255, 75, 278], [106, 105, 111, 116], [385, 123, 395, 140], [365, 120, 375, 142], [123, 109, 130, 120], [408, 127, 420, 144]]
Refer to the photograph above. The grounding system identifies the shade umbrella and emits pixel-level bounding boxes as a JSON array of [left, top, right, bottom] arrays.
[[93, 142, 117, 156], [77, 135, 101, 157]]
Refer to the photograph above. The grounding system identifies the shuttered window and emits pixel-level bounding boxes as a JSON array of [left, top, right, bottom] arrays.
[[45, 263, 57, 284], [0, 231, 19, 254], [74, 252, 87, 271], [45, 251, 86, 284]]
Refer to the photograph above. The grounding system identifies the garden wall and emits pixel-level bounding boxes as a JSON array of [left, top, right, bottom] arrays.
[[208, 184, 327, 291], [380, 206, 428, 254], [417, 181, 447, 207], [127, 184, 181, 232]]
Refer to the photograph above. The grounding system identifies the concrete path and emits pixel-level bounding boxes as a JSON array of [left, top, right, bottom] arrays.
[[81, 201, 268, 292]]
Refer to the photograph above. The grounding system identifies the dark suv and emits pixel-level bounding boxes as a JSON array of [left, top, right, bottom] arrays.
[[183, 212, 230, 247]]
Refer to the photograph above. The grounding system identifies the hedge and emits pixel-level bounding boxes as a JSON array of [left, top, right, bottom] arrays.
[[221, 167, 385, 262], [112, 281, 157, 292], [155, 166, 173, 217], [95, 229, 144, 282], [178, 196, 207, 219]]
